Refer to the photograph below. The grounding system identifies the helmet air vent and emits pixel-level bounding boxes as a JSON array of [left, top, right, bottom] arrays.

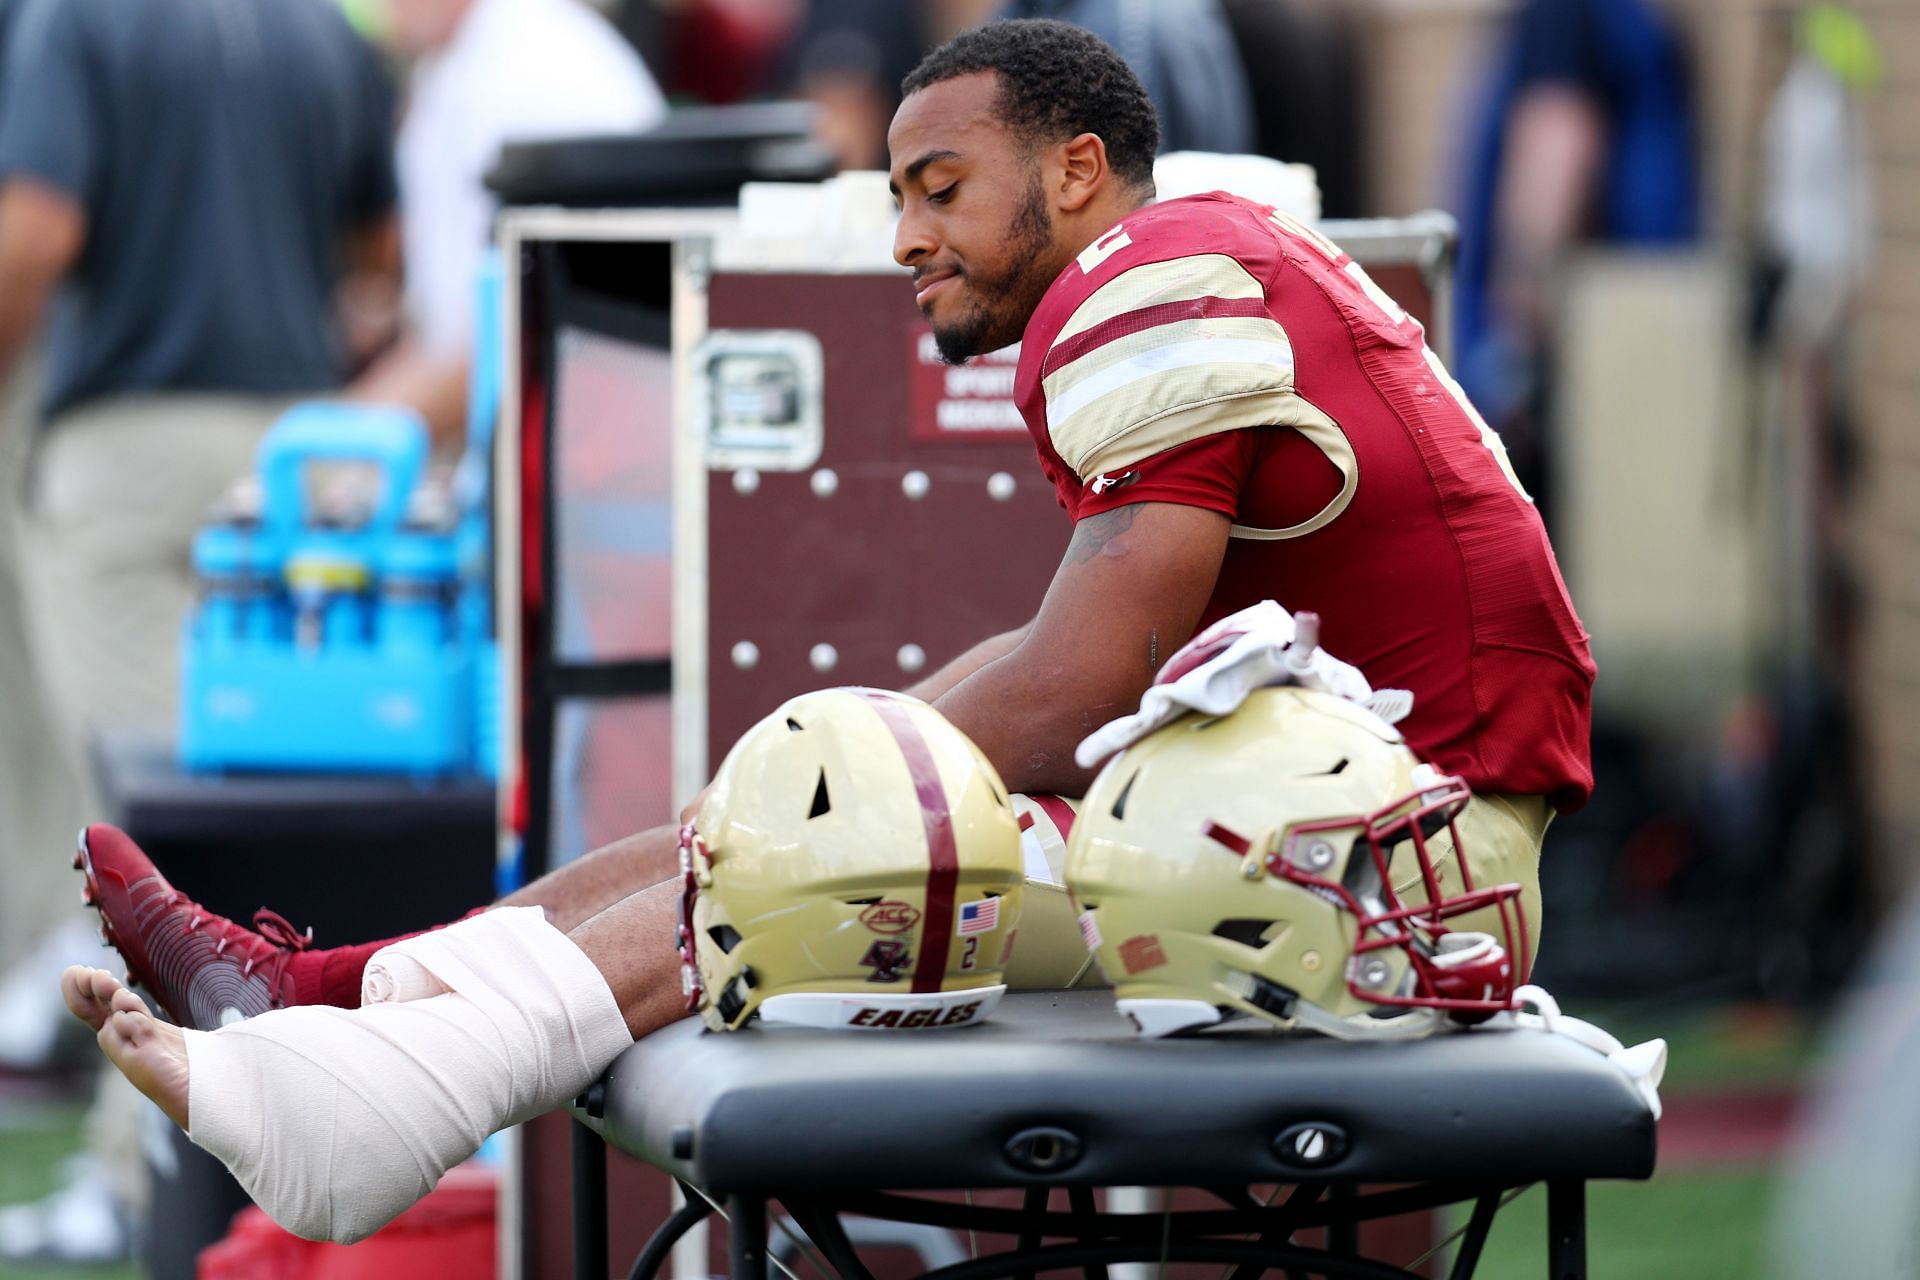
[[708, 924, 743, 953], [1110, 771, 1138, 821], [1324, 758, 1349, 775], [786, 718, 804, 732], [809, 769, 832, 818], [1212, 919, 1282, 949]]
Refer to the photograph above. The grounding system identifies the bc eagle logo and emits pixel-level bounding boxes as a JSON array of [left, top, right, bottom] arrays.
[[860, 939, 911, 983]]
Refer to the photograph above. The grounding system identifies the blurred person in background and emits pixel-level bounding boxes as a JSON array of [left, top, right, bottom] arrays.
[[0, 0, 400, 1261], [772, 0, 1252, 177], [777, 0, 945, 170], [1214, 0, 1367, 218], [1453, 0, 1698, 516], [0, 0, 84, 998], [998, 0, 1254, 154], [356, 0, 667, 442]]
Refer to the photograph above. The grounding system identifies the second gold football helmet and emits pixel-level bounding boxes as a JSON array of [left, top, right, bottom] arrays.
[[1067, 686, 1524, 1039]]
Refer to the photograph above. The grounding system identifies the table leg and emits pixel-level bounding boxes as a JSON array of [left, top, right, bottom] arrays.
[[626, 1190, 717, 1280], [1066, 1186, 1106, 1280], [573, 1118, 608, 1280], [1016, 1187, 1050, 1280], [1446, 1191, 1502, 1280], [730, 1194, 769, 1280], [1327, 1185, 1358, 1257], [784, 1201, 878, 1280], [1546, 1181, 1585, 1280]]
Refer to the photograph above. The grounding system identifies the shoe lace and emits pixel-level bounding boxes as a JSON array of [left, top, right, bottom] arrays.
[[250, 909, 314, 954]]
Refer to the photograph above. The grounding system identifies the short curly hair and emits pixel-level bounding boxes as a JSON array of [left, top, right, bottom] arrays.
[[901, 19, 1159, 192]]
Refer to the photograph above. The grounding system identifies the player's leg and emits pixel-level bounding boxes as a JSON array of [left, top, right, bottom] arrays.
[[1003, 794, 1105, 990], [76, 820, 682, 1029], [62, 879, 682, 1244], [497, 824, 680, 931]]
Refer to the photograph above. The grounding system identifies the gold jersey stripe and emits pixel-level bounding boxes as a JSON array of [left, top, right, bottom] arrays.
[[1054, 253, 1267, 347], [1042, 313, 1292, 408]]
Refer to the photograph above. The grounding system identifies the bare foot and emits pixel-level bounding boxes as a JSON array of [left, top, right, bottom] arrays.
[[93, 980, 192, 1132], [60, 965, 122, 1032]]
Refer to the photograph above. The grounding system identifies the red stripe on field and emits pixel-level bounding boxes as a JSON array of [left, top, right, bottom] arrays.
[[865, 693, 959, 993], [1030, 793, 1077, 842], [1041, 295, 1270, 380]]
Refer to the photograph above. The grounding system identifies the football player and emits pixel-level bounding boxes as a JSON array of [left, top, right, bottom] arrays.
[[62, 18, 1594, 1243]]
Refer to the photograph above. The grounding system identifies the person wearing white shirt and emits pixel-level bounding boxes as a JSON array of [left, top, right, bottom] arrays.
[[358, 0, 667, 442]]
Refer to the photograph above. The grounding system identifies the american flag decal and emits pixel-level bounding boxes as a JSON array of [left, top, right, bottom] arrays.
[[1078, 910, 1103, 951], [957, 898, 999, 935]]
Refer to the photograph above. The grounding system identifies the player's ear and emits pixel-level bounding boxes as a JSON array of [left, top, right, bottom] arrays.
[[1056, 132, 1108, 214]]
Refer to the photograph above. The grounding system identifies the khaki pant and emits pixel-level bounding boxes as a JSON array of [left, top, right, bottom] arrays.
[[12, 393, 292, 1219], [0, 351, 85, 970], [1389, 791, 1550, 974], [17, 393, 292, 803]]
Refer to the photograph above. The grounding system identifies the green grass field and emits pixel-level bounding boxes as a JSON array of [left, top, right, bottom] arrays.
[[0, 1096, 137, 1280], [1446, 1167, 1778, 1279]]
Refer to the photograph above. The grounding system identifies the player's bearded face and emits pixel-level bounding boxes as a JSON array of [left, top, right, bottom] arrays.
[[889, 73, 1074, 366], [925, 168, 1055, 366]]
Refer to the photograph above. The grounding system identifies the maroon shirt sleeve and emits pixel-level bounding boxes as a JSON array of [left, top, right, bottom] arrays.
[[1068, 430, 1254, 521]]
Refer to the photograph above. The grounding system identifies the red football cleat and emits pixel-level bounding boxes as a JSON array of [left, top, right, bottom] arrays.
[[73, 824, 312, 1030]]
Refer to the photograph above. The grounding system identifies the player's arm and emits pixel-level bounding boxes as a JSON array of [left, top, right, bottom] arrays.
[[904, 623, 1032, 703], [0, 177, 85, 385], [934, 501, 1229, 796]]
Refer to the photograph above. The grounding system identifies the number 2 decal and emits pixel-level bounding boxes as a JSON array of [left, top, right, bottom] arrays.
[[960, 936, 979, 970]]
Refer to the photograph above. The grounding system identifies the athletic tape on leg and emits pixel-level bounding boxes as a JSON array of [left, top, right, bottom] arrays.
[[183, 907, 631, 1244]]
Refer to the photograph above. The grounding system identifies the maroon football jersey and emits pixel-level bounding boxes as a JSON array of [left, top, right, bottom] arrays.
[[1013, 192, 1596, 811]]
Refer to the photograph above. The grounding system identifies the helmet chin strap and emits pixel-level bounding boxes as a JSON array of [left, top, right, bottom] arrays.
[[1493, 985, 1669, 1119], [1290, 999, 1444, 1041]]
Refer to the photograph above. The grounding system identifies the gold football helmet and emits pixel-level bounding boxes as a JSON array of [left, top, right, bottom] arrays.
[[1066, 686, 1525, 1039], [680, 688, 1025, 1031]]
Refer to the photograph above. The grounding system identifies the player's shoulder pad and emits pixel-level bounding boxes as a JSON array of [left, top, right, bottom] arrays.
[[1024, 194, 1311, 481]]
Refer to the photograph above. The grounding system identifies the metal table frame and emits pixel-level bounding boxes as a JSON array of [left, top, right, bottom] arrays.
[[572, 1118, 1594, 1280]]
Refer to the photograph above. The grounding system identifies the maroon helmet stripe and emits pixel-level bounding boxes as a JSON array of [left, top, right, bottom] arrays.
[[1041, 295, 1270, 379], [1030, 793, 1078, 841], [864, 694, 959, 993]]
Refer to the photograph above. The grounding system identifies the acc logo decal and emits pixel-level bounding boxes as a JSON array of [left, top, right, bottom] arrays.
[[860, 900, 921, 934], [849, 1001, 983, 1029], [861, 939, 911, 983], [1119, 934, 1168, 975]]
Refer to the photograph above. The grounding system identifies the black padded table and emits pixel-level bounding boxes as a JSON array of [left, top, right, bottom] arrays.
[[573, 991, 1658, 1280]]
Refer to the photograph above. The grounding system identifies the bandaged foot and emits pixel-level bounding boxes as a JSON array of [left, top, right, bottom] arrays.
[[61, 967, 192, 1130], [117, 907, 629, 1244]]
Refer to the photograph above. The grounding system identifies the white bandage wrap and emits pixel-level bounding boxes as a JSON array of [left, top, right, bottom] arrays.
[[182, 907, 631, 1244]]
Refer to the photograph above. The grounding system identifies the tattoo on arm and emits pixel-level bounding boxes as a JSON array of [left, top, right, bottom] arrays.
[[1065, 504, 1140, 566], [1148, 627, 1159, 670]]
